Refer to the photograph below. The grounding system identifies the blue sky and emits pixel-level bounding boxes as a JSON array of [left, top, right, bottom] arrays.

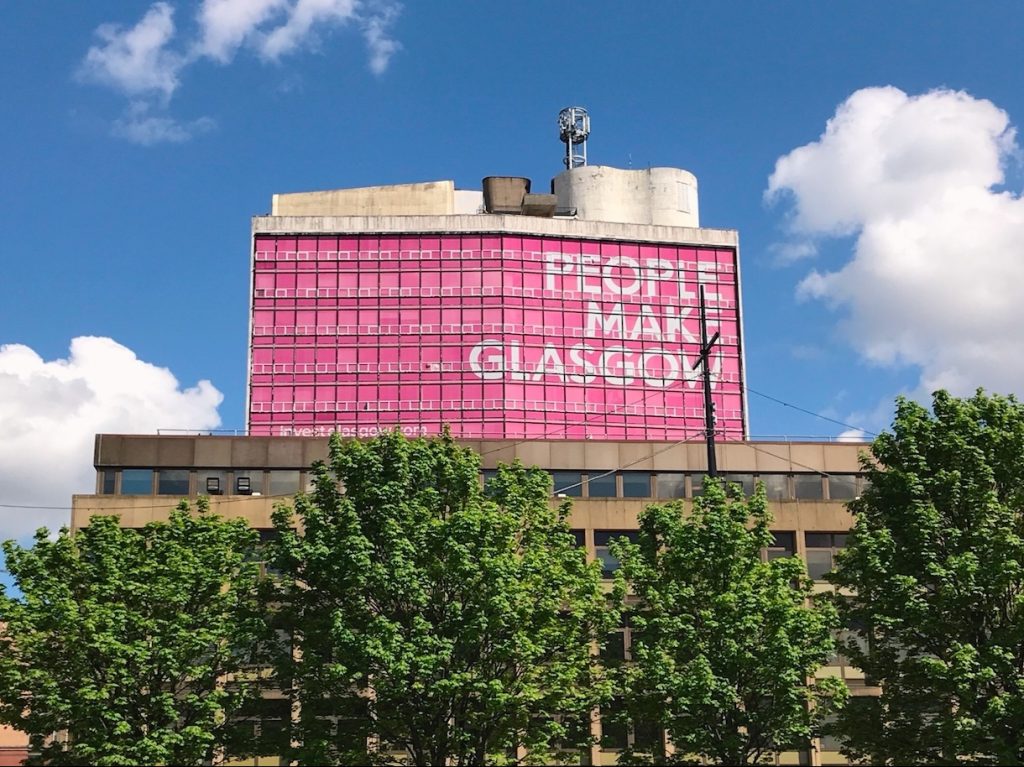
[[2, 1, 1024, 538]]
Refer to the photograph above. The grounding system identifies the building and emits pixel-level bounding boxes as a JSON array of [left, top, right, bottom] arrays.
[[69, 110, 868, 766]]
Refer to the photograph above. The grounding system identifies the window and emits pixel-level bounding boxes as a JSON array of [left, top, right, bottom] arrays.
[[759, 473, 790, 500], [269, 470, 300, 496], [621, 471, 652, 498], [121, 469, 153, 495], [157, 469, 190, 496], [805, 532, 848, 580], [655, 472, 685, 498], [689, 473, 704, 497], [199, 470, 227, 496], [587, 471, 617, 498], [481, 469, 498, 492], [602, 627, 626, 664], [594, 530, 638, 578], [599, 698, 629, 750], [827, 474, 860, 501], [766, 531, 796, 560], [234, 470, 264, 496], [550, 471, 582, 497], [722, 473, 755, 496], [632, 718, 662, 752], [599, 695, 661, 753], [101, 470, 116, 495], [794, 474, 824, 500], [569, 529, 585, 548], [818, 713, 844, 753]]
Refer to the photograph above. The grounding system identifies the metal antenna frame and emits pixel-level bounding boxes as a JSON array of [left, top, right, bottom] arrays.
[[558, 107, 590, 169]]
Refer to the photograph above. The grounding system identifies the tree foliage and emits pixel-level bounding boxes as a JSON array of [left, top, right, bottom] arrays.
[[266, 429, 613, 766], [613, 479, 844, 765], [831, 390, 1024, 765], [0, 500, 263, 766]]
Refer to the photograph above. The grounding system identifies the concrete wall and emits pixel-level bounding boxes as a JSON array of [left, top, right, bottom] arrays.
[[93, 435, 864, 473], [553, 166, 700, 227], [271, 181, 458, 217], [252, 212, 736, 248]]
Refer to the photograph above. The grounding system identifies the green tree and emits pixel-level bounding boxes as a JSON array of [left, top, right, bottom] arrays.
[[612, 479, 844, 765], [830, 390, 1024, 765], [0, 499, 264, 766], [266, 429, 612, 766]]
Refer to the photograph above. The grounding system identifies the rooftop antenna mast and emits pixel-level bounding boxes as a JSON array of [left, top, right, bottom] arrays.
[[558, 107, 590, 169]]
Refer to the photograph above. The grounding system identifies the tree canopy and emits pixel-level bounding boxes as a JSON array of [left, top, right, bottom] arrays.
[[612, 479, 844, 765], [0, 500, 263, 766], [830, 390, 1024, 765], [266, 429, 613, 766]]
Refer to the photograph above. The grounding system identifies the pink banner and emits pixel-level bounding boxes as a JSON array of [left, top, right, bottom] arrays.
[[248, 234, 745, 440]]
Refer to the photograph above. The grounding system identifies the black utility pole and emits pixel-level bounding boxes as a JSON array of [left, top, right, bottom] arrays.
[[693, 285, 720, 477]]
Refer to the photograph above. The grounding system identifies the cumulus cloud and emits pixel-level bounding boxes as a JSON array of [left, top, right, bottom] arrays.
[[195, 0, 287, 62], [767, 86, 1024, 399], [0, 337, 222, 541], [78, 2, 184, 101], [80, 0, 401, 144], [112, 102, 216, 145]]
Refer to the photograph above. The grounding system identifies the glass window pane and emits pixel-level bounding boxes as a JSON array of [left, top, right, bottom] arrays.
[[806, 549, 834, 580], [794, 474, 824, 500], [600, 700, 628, 750], [633, 718, 662, 751], [158, 469, 190, 496], [198, 470, 227, 496], [723, 473, 755, 496], [767, 531, 796, 559], [760, 474, 790, 500], [569, 529, 585, 547], [121, 469, 153, 495], [655, 472, 685, 498], [269, 470, 300, 496], [689, 474, 704, 497], [481, 469, 498, 491], [828, 474, 859, 501], [101, 470, 116, 495], [805, 532, 833, 549], [587, 471, 617, 498], [833, 533, 848, 548], [594, 530, 637, 546], [621, 472, 651, 498], [595, 531, 637, 578], [233, 470, 264, 495], [602, 631, 626, 662], [551, 471, 582, 497]]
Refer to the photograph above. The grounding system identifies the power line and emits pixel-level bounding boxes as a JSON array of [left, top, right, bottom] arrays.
[[744, 385, 878, 437]]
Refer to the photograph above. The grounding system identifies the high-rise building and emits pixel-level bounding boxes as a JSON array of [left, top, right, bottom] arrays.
[[247, 168, 745, 442], [70, 111, 868, 766]]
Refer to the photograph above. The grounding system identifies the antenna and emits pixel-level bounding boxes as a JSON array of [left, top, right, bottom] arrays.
[[558, 106, 590, 169]]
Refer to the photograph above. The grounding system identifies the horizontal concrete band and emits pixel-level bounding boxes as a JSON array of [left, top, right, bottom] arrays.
[[252, 214, 739, 248]]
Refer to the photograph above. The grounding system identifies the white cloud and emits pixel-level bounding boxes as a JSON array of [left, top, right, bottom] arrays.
[[0, 337, 222, 541], [112, 103, 216, 145], [80, 0, 402, 143], [769, 239, 818, 265], [195, 0, 286, 62], [360, 1, 402, 75], [767, 87, 1024, 399], [78, 2, 184, 101], [260, 0, 358, 59], [836, 429, 868, 443]]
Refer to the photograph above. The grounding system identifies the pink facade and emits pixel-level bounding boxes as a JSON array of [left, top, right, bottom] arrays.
[[248, 234, 745, 440]]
